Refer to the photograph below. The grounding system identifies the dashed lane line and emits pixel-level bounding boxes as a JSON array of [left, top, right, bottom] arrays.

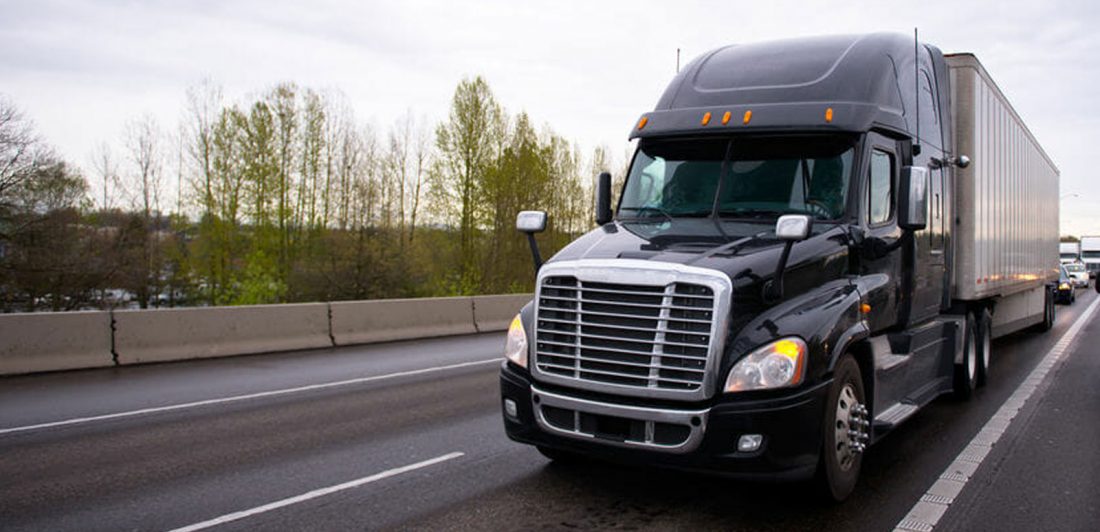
[[0, 359, 499, 436], [167, 452, 465, 532]]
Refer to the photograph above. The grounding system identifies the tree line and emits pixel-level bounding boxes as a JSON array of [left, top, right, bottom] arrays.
[[0, 78, 623, 312]]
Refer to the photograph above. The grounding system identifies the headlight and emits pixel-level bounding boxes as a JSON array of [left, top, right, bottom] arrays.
[[504, 314, 528, 368], [724, 337, 807, 392], [1059, 282, 1071, 290]]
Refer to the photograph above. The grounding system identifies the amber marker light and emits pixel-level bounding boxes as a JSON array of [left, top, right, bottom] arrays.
[[860, 303, 872, 314], [701, 112, 712, 125], [743, 110, 753, 124], [637, 116, 648, 130], [722, 111, 731, 125], [825, 107, 834, 123]]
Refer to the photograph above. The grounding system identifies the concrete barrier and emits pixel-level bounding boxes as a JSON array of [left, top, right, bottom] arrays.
[[1, 293, 537, 375], [0, 311, 113, 375], [330, 297, 477, 345], [472, 294, 532, 332], [113, 303, 332, 365]]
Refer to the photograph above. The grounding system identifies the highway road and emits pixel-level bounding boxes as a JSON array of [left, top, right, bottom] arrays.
[[1, 290, 1098, 531]]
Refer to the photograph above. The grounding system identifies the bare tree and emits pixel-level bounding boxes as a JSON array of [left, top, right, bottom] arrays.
[[0, 96, 51, 210], [124, 115, 163, 218]]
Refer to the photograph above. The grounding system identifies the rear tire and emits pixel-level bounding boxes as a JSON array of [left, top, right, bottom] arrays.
[[975, 308, 992, 388], [816, 355, 867, 502], [1033, 288, 1055, 332], [953, 313, 979, 400]]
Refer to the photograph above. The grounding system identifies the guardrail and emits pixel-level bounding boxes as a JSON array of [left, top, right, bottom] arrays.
[[0, 294, 532, 376]]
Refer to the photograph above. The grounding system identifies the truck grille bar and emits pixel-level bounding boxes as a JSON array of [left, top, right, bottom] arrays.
[[531, 260, 730, 401]]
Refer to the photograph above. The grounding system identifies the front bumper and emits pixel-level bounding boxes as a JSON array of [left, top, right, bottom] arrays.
[[500, 363, 829, 481]]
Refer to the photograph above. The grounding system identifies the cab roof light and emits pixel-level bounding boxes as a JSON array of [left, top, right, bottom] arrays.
[[637, 116, 648, 130], [701, 112, 712, 126], [722, 111, 731, 125], [743, 110, 753, 125], [825, 107, 834, 123]]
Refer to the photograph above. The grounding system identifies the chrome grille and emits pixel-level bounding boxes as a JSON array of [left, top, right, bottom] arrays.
[[535, 275, 716, 393]]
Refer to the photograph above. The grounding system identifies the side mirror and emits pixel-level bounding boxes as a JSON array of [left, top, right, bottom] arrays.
[[516, 210, 547, 275], [516, 210, 547, 233], [766, 214, 812, 301], [775, 214, 812, 241], [595, 171, 612, 225], [899, 166, 928, 231]]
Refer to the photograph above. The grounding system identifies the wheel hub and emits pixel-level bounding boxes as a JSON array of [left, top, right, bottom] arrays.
[[834, 384, 869, 470]]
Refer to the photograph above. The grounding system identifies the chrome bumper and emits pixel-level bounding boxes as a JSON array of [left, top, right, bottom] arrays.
[[531, 386, 710, 454]]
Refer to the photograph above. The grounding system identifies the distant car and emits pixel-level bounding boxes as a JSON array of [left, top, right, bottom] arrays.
[[1055, 265, 1075, 304], [1064, 262, 1089, 288]]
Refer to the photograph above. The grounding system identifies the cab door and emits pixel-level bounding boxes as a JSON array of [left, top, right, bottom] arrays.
[[859, 132, 903, 333]]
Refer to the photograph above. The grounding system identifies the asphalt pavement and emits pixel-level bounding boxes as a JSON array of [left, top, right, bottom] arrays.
[[1, 289, 1097, 531]]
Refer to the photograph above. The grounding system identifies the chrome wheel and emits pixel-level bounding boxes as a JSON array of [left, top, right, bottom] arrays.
[[833, 384, 868, 471]]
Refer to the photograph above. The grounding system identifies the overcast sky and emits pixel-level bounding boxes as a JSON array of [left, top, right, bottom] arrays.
[[2, 0, 1098, 234]]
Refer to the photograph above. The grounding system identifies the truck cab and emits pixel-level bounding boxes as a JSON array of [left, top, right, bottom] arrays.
[[501, 33, 1057, 501]]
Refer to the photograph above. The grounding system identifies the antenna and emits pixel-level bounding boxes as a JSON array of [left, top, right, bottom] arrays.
[[676, 48, 681, 73], [914, 28, 922, 156]]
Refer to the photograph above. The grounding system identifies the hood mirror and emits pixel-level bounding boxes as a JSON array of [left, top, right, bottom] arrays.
[[516, 210, 547, 275], [516, 210, 547, 233], [775, 214, 812, 241]]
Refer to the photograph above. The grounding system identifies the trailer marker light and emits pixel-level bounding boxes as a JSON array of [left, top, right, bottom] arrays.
[[743, 110, 753, 124], [825, 107, 834, 122], [722, 111, 731, 125], [637, 116, 648, 130], [701, 112, 711, 125]]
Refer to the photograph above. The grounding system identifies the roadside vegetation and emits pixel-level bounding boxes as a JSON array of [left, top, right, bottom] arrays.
[[0, 79, 620, 312]]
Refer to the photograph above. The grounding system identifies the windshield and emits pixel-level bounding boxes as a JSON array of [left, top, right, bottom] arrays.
[[1066, 263, 1085, 272], [619, 135, 856, 222]]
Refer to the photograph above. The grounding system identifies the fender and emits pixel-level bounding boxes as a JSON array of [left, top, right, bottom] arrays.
[[720, 278, 864, 386]]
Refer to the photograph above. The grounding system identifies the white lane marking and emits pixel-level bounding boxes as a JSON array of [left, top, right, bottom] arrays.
[[894, 296, 1100, 532], [167, 451, 464, 532], [0, 359, 499, 436]]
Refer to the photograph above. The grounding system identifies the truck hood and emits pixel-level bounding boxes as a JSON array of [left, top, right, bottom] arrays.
[[546, 219, 851, 300]]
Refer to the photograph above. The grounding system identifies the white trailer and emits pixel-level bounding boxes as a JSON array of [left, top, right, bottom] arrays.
[[1080, 236, 1100, 277], [1060, 242, 1081, 264], [948, 54, 1060, 337]]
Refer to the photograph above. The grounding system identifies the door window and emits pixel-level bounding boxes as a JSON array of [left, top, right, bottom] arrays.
[[868, 150, 894, 225]]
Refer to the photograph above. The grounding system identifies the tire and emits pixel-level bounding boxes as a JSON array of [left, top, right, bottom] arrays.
[[953, 313, 979, 400], [975, 308, 993, 388], [816, 355, 867, 502], [1033, 289, 1055, 332]]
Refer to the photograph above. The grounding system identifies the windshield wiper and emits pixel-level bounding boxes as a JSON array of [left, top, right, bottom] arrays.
[[717, 208, 797, 219], [619, 207, 712, 222]]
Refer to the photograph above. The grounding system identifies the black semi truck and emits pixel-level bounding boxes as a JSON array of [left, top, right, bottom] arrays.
[[500, 33, 1059, 500]]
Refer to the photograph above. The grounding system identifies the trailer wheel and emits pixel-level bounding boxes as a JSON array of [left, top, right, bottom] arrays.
[[953, 313, 979, 400], [816, 355, 867, 502], [1031, 288, 1055, 332], [976, 308, 992, 388]]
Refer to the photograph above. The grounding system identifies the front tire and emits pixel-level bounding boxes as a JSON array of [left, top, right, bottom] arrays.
[[817, 355, 867, 502], [954, 313, 979, 400]]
